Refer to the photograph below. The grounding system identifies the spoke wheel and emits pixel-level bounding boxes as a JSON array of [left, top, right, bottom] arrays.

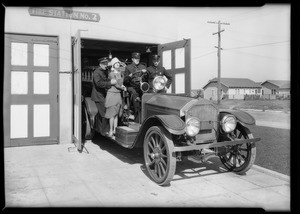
[[219, 123, 256, 174], [143, 126, 176, 186]]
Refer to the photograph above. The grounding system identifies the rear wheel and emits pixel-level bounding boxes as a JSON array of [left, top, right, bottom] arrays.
[[219, 123, 256, 174], [143, 126, 176, 186]]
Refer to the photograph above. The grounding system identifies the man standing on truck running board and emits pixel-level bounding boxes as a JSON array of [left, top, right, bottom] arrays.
[[91, 57, 117, 131]]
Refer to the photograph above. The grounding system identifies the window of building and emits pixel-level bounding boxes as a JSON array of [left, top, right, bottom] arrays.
[[162, 50, 171, 70], [11, 42, 28, 66], [33, 44, 49, 66]]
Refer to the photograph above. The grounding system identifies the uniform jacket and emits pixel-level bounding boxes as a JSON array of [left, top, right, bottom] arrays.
[[124, 62, 147, 88], [91, 67, 112, 104], [146, 65, 172, 89]]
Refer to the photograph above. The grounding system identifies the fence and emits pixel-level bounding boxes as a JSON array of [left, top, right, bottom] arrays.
[[223, 94, 290, 100]]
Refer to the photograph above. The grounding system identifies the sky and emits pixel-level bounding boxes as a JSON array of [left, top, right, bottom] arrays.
[[67, 5, 291, 90], [170, 4, 291, 89], [5, 5, 290, 91]]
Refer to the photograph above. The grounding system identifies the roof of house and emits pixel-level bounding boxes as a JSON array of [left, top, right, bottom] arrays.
[[203, 78, 262, 89], [261, 80, 290, 89]]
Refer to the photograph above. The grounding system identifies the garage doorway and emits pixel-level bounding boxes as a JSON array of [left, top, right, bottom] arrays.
[[71, 31, 191, 151], [80, 38, 159, 97]]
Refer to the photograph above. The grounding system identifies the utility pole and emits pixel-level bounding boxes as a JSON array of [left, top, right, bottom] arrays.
[[207, 20, 230, 104]]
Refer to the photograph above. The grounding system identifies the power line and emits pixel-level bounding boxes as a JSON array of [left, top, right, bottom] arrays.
[[192, 51, 217, 59], [225, 49, 290, 61], [222, 34, 257, 45], [228, 29, 289, 40], [223, 40, 290, 50]]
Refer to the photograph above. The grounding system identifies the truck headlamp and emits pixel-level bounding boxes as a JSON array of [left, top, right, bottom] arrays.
[[153, 76, 166, 91], [185, 117, 201, 137], [221, 114, 237, 133]]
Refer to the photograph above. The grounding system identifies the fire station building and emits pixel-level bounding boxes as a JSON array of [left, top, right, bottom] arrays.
[[4, 7, 193, 147]]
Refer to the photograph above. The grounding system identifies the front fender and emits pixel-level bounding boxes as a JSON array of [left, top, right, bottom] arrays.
[[151, 115, 186, 135], [219, 109, 256, 125], [133, 115, 185, 148]]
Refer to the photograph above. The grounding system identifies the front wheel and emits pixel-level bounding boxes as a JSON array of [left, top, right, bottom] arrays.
[[143, 126, 176, 186], [219, 123, 256, 174]]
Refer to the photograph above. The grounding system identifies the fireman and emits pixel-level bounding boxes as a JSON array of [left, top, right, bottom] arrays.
[[146, 54, 172, 93], [91, 57, 117, 128], [123, 52, 147, 122]]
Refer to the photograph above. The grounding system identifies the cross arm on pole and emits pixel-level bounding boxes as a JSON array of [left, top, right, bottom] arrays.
[[213, 29, 225, 35]]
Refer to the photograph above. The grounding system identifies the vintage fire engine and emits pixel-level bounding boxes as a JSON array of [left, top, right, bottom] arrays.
[[81, 65, 261, 186]]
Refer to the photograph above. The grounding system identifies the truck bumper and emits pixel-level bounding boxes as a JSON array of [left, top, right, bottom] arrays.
[[174, 138, 261, 152]]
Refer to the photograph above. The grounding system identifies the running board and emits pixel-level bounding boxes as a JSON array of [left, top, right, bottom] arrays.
[[115, 125, 139, 147]]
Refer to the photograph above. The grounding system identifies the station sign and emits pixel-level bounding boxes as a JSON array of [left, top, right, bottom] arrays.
[[28, 7, 100, 22]]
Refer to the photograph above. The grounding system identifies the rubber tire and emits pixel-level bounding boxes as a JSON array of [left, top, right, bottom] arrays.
[[143, 126, 176, 186], [219, 123, 256, 174]]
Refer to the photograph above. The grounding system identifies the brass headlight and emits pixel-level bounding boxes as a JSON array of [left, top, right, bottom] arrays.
[[185, 117, 201, 137], [153, 76, 166, 91], [221, 114, 237, 133]]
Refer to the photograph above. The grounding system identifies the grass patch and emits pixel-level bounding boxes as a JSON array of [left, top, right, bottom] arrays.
[[214, 99, 290, 112], [249, 125, 290, 175]]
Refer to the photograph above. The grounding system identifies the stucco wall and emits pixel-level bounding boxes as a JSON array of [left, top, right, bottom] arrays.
[[203, 86, 226, 101], [4, 7, 178, 144], [203, 87, 217, 100], [228, 88, 261, 96], [262, 87, 272, 95]]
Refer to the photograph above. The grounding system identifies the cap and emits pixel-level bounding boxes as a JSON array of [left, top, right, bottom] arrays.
[[132, 52, 141, 59], [110, 57, 120, 67], [98, 57, 109, 63], [152, 54, 160, 61]]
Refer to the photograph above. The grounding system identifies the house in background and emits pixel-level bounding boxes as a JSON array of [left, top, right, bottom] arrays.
[[260, 80, 290, 99], [202, 78, 262, 100]]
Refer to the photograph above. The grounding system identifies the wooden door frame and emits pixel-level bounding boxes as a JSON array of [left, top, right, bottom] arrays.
[[158, 39, 191, 96], [3, 33, 60, 147]]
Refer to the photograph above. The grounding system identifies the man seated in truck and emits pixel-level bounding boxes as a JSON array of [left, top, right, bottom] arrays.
[[146, 54, 172, 93], [123, 52, 147, 122]]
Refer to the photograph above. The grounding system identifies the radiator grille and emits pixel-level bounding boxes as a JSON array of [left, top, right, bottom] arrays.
[[187, 104, 218, 141]]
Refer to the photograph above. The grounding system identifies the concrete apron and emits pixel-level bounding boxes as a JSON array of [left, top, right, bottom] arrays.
[[4, 142, 290, 210]]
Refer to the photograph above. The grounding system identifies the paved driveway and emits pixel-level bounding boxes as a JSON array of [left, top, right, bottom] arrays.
[[4, 135, 290, 210]]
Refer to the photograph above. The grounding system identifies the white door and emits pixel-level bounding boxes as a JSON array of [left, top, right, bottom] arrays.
[[158, 39, 191, 95], [4, 34, 59, 147]]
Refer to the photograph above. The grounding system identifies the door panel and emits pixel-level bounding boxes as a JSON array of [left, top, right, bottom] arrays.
[[158, 39, 191, 95], [4, 34, 59, 147], [72, 30, 82, 152]]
